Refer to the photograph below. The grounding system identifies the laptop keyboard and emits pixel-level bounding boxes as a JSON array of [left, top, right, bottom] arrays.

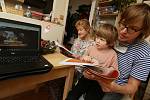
[[0, 56, 39, 64], [0, 56, 53, 80]]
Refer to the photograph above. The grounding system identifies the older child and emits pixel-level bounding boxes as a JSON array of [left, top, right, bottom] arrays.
[[71, 19, 95, 79], [66, 23, 118, 100]]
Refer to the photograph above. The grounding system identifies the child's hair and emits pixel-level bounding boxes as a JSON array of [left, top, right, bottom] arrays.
[[95, 23, 118, 47], [75, 19, 95, 39]]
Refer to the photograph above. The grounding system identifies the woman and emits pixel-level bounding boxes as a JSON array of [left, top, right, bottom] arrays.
[[82, 3, 150, 100]]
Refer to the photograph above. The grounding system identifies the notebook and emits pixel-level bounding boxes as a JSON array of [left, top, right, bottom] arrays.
[[0, 18, 53, 80]]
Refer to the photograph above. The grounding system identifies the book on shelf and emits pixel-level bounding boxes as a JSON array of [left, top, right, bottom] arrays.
[[60, 58, 119, 80]]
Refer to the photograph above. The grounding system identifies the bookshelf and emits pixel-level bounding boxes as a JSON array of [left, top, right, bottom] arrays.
[[90, 0, 118, 28]]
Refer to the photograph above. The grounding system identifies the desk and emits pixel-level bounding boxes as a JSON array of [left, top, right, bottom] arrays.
[[0, 52, 75, 100]]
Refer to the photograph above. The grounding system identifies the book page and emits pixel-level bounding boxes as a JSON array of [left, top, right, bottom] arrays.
[[60, 58, 95, 66]]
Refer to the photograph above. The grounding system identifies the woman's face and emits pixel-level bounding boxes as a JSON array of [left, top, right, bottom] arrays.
[[118, 19, 143, 44], [77, 26, 89, 40], [95, 37, 108, 49]]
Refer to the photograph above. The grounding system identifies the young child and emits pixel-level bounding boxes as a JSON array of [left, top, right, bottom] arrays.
[[66, 23, 118, 100], [81, 23, 118, 69], [71, 19, 95, 80]]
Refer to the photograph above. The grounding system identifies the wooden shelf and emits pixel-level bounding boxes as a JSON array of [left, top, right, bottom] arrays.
[[98, 0, 115, 17], [99, 13, 118, 17], [99, 0, 112, 4], [99, 0, 113, 6]]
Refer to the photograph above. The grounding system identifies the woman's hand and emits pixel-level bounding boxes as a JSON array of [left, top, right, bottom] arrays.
[[83, 68, 115, 92], [83, 68, 96, 80], [84, 68, 141, 97], [97, 79, 116, 92]]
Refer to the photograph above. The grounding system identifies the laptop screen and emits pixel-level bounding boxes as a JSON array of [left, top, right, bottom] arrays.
[[0, 18, 41, 56]]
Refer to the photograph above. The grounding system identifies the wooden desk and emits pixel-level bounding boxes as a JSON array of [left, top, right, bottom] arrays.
[[0, 52, 75, 100]]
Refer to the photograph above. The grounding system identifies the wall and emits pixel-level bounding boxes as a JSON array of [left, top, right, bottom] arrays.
[[52, 0, 69, 26]]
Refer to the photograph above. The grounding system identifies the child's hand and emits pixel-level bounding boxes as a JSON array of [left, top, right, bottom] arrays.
[[80, 55, 92, 63], [91, 58, 99, 66]]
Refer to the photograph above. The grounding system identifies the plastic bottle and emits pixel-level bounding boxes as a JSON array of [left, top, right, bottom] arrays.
[[24, 6, 32, 18]]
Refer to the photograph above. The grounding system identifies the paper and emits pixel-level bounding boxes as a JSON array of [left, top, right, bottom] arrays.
[[60, 58, 95, 66]]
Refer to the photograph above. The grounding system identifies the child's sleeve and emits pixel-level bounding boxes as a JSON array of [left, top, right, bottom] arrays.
[[111, 52, 118, 70]]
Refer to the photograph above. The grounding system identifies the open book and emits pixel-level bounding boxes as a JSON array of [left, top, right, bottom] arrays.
[[55, 41, 74, 57], [60, 58, 119, 80], [60, 58, 95, 66], [87, 66, 119, 80]]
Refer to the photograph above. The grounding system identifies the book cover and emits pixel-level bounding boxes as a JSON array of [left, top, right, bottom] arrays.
[[87, 66, 119, 80], [55, 41, 74, 57]]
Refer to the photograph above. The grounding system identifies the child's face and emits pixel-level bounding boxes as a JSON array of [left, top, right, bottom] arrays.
[[77, 26, 89, 40], [95, 37, 108, 49]]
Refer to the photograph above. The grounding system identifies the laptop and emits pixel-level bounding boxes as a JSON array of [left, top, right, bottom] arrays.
[[0, 18, 53, 80]]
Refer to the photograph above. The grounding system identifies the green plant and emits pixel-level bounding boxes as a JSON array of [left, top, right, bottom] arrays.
[[112, 0, 137, 12]]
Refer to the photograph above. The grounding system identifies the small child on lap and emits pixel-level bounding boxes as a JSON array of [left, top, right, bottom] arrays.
[[66, 23, 118, 100]]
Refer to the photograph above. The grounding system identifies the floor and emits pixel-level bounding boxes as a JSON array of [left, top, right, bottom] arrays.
[[1, 78, 65, 100]]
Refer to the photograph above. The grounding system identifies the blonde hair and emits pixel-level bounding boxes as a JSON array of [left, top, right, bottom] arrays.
[[120, 3, 150, 40], [95, 24, 118, 47], [75, 19, 95, 39]]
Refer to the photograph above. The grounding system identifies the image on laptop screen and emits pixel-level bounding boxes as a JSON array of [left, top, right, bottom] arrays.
[[0, 18, 41, 56]]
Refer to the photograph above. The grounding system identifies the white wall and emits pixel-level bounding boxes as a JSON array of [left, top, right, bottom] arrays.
[[52, 0, 69, 26]]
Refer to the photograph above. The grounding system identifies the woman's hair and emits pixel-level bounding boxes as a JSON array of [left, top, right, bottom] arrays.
[[95, 23, 118, 47], [75, 19, 95, 39], [120, 3, 150, 40]]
